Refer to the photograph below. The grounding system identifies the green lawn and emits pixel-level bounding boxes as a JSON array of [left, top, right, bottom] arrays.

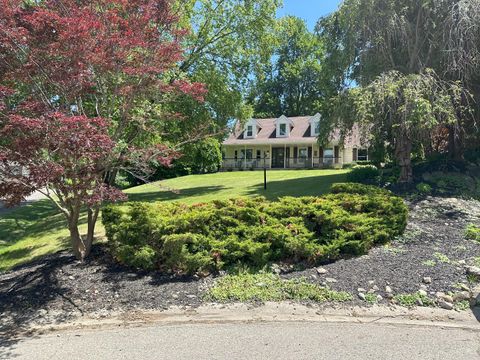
[[0, 169, 349, 271]]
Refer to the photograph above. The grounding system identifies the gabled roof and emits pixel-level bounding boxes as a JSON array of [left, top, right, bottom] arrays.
[[223, 116, 363, 147]]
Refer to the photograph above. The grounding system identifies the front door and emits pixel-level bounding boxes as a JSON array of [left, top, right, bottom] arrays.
[[272, 147, 285, 168]]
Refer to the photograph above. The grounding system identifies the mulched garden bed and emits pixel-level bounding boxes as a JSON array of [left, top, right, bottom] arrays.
[[1, 195, 479, 331]]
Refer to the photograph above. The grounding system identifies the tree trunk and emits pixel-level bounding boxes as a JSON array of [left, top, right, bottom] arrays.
[[447, 124, 464, 161], [395, 132, 413, 183], [68, 208, 98, 262]]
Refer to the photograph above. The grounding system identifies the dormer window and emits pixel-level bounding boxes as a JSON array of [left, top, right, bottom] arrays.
[[309, 113, 321, 137], [274, 115, 293, 138], [243, 119, 258, 139]]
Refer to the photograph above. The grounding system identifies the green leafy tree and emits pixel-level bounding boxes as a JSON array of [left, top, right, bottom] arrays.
[[317, 0, 479, 163], [165, 0, 280, 142], [323, 70, 473, 183], [250, 16, 326, 117]]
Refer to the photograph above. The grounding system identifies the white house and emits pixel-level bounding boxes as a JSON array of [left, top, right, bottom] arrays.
[[221, 114, 368, 170]]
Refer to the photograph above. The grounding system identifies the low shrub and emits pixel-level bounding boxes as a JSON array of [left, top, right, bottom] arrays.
[[103, 183, 407, 274], [346, 165, 379, 184], [205, 273, 352, 302]]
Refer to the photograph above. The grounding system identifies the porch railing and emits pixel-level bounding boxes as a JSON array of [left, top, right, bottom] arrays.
[[221, 157, 343, 170]]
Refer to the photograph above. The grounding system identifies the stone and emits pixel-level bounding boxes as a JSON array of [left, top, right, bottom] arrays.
[[325, 277, 337, 283], [376, 294, 383, 302], [358, 293, 366, 301], [372, 285, 379, 292], [68, 275, 75, 280], [438, 300, 454, 310], [453, 291, 470, 302], [465, 266, 480, 277], [419, 284, 428, 291], [368, 280, 375, 286], [316, 267, 328, 275], [418, 289, 428, 297], [271, 264, 282, 275], [385, 286, 393, 294], [385, 293, 394, 300], [459, 284, 470, 292], [416, 298, 424, 307], [458, 260, 466, 265], [422, 277, 432, 284], [357, 288, 367, 293], [310, 275, 318, 281]]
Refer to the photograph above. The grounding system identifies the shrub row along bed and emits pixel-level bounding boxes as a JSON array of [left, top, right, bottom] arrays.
[[102, 183, 408, 274]]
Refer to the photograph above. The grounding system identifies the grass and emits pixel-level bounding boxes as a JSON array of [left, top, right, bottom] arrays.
[[205, 273, 352, 303], [0, 169, 349, 271]]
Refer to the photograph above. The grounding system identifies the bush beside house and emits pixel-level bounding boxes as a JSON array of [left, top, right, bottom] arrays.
[[103, 183, 407, 274]]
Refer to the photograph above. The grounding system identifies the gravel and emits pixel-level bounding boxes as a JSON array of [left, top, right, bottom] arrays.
[[1, 195, 479, 331]]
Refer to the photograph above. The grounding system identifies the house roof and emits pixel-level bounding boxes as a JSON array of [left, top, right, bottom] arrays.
[[222, 116, 362, 147]]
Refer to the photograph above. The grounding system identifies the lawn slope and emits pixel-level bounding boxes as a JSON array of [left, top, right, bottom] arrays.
[[0, 169, 348, 271]]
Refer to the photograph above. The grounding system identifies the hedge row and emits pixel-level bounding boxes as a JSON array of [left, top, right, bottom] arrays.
[[102, 183, 408, 274]]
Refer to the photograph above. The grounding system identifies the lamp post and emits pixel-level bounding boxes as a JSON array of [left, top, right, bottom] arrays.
[[263, 152, 267, 190]]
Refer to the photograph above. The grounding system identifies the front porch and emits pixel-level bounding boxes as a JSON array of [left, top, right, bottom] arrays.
[[221, 156, 343, 170], [221, 144, 346, 170]]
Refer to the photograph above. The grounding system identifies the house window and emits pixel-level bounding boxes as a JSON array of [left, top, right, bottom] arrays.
[[313, 122, 320, 135], [324, 148, 334, 158], [246, 125, 253, 137], [246, 149, 253, 160], [234, 150, 238, 160], [279, 123, 287, 136], [314, 150, 318, 157], [358, 149, 368, 161], [256, 150, 261, 159], [299, 147, 308, 158]]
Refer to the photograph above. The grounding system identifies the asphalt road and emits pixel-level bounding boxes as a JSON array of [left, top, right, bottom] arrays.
[[3, 321, 480, 360]]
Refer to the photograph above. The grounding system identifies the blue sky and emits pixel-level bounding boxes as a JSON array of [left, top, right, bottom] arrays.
[[277, 0, 342, 30]]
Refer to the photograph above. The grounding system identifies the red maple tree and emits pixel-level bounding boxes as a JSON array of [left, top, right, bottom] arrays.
[[0, 0, 205, 260]]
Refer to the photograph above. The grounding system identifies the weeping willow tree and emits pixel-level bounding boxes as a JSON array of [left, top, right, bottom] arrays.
[[322, 70, 473, 183], [317, 0, 480, 163]]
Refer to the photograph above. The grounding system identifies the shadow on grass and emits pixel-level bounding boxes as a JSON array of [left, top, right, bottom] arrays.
[[0, 200, 66, 242], [246, 172, 349, 201], [127, 185, 226, 203]]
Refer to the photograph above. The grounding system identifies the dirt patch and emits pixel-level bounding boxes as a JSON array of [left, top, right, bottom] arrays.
[[1, 196, 480, 332]]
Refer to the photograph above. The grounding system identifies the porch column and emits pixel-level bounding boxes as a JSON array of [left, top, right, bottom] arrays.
[[269, 145, 272, 168], [244, 145, 246, 169], [284, 144, 286, 169]]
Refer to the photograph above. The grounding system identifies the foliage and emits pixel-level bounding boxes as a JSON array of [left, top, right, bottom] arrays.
[[178, 138, 223, 174], [322, 70, 472, 183], [465, 224, 480, 242], [249, 16, 326, 117], [0, 0, 204, 260], [346, 165, 379, 184], [421, 171, 480, 199], [416, 183, 432, 195], [164, 0, 280, 142], [103, 183, 408, 274], [394, 292, 435, 307], [317, 0, 480, 170], [205, 273, 352, 302]]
